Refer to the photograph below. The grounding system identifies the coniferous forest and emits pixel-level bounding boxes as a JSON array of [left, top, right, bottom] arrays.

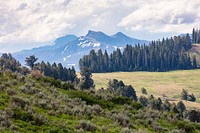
[[192, 28, 200, 44], [79, 32, 199, 73]]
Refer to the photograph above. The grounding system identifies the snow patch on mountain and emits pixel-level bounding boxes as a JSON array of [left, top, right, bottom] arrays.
[[93, 43, 101, 47]]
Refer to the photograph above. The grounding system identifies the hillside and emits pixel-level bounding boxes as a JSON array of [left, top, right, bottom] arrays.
[[92, 69, 200, 109], [1, 70, 200, 132]]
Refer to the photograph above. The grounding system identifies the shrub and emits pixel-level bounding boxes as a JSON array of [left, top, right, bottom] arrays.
[[110, 96, 132, 105], [151, 122, 162, 132], [170, 129, 186, 133], [188, 110, 200, 122], [33, 114, 48, 126], [0, 85, 5, 91], [91, 104, 103, 115], [61, 82, 75, 90], [7, 88, 17, 96], [11, 96, 29, 108], [77, 120, 96, 132], [174, 121, 195, 133], [0, 110, 12, 128], [139, 96, 148, 107], [112, 113, 130, 127], [120, 127, 132, 133], [12, 108, 33, 122], [101, 125, 108, 133], [16, 74, 26, 82], [76, 128, 84, 133]]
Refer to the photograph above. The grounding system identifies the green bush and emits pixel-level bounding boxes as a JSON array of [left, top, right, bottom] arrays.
[[110, 96, 132, 105], [12, 108, 33, 122], [66, 90, 114, 109]]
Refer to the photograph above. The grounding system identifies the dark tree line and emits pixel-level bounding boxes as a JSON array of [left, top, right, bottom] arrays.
[[0, 53, 29, 74], [80, 34, 198, 72], [192, 28, 200, 43], [34, 61, 78, 83]]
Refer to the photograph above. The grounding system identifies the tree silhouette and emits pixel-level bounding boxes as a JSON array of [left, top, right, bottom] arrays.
[[25, 55, 38, 69]]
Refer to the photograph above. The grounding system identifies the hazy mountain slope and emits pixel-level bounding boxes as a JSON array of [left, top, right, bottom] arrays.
[[13, 31, 148, 70]]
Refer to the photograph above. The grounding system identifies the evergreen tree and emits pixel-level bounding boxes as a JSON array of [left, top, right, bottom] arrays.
[[141, 87, 147, 95], [177, 101, 186, 113], [25, 55, 38, 69], [34, 61, 78, 83], [181, 89, 188, 100], [79, 67, 95, 90], [139, 96, 148, 107], [0, 53, 23, 73]]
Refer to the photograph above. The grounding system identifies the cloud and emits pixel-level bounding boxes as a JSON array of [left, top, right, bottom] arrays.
[[118, 0, 200, 33], [0, 0, 200, 52]]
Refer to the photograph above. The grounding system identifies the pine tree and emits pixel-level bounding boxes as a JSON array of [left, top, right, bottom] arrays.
[[25, 55, 38, 69], [181, 89, 188, 100], [177, 101, 186, 113], [79, 67, 95, 90]]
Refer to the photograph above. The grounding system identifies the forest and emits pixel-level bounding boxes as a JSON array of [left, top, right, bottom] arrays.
[[79, 32, 199, 73], [192, 28, 200, 44]]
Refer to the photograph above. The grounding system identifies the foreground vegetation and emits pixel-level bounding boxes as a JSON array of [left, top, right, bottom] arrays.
[[0, 70, 200, 132]]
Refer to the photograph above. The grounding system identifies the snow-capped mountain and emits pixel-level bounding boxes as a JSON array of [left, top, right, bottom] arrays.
[[13, 30, 148, 70]]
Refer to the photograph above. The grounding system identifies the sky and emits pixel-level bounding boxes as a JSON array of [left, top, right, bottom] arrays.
[[0, 0, 200, 53]]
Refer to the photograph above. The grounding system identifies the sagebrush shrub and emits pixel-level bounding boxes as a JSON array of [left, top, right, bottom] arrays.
[[7, 88, 17, 95]]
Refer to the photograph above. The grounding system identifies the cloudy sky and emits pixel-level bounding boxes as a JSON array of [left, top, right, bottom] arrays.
[[0, 0, 200, 53]]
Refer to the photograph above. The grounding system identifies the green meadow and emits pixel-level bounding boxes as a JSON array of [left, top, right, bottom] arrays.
[[92, 69, 200, 109]]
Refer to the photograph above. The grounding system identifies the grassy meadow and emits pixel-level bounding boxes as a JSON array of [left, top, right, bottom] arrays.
[[91, 69, 200, 109]]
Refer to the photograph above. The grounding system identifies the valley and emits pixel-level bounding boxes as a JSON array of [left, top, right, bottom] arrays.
[[92, 69, 200, 109]]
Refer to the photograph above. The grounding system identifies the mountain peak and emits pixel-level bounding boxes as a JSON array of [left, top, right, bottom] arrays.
[[86, 30, 107, 38], [113, 32, 129, 38]]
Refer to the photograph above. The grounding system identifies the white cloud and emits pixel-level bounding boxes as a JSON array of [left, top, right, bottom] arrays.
[[0, 0, 200, 52], [118, 0, 200, 33]]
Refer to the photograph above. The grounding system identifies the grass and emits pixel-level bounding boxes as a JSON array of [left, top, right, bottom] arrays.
[[91, 69, 200, 109]]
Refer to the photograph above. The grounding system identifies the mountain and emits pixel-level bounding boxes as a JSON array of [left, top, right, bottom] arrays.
[[13, 31, 148, 70]]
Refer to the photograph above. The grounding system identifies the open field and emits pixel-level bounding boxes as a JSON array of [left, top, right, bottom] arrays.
[[92, 69, 200, 109]]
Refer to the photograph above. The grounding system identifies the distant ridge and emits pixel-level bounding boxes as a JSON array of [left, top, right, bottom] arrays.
[[13, 31, 149, 70]]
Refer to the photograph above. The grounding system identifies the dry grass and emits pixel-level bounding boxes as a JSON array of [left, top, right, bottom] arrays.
[[90, 69, 200, 109]]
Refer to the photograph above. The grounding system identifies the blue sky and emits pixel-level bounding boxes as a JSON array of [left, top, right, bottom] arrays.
[[0, 0, 200, 53]]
